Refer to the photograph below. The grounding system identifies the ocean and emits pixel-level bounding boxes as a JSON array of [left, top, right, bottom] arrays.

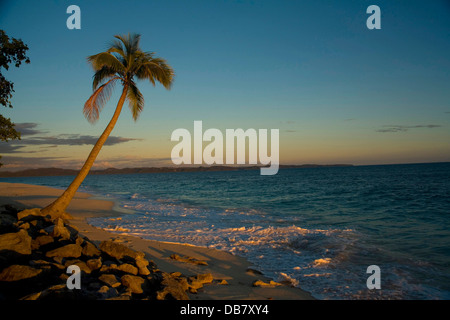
[[2, 162, 449, 299]]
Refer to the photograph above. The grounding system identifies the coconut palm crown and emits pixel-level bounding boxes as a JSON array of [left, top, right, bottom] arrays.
[[41, 33, 174, 218], [84, 33, 173, 123]]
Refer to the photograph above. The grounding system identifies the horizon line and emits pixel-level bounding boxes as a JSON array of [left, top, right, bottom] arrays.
[[0, 161, 449, 177]]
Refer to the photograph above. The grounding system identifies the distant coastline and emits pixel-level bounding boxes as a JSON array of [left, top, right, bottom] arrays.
[[0, 164, 353, 178]]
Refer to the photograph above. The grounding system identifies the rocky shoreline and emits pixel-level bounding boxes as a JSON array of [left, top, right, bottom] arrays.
[[0, 204, 215, 300]]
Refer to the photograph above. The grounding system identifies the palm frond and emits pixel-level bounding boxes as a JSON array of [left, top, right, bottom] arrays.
[[87, 52, 125, 73], [135, 57, 174, 89], [92, 66, 121, 90], [114, 33, 141, 64], [107, 39, 126, 59], [126, 80, 144, 121], [84, 33, 174, 124], [83, 77, 118, 123]]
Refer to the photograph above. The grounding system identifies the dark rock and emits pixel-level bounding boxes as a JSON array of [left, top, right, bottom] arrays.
[[17, 221, 30, 230], [45, 218, 71, 240], [0, 229, 32, 255], [170, 254, 208, 266], [17, 208, 73, 222], [31, 235, 54, 250], [98, 274, 121, 288], [64, 259, 91, 274], [188, 273, 214, 292], [17, 208, 44, 221], [22, 283, 96, 300], [65, 224, 79, 239], [81, 241, 101, 257], [86, 258, 102, 271], [0, 265, 42, 282], [196, 273, 213, 284], [121, 274, 146, 294], [106, 294, 131, 300], [45, 244, 82, 259], [116, 263, 138, 275], [99, 240, 145, 261], [0, 213, 18, 233], [1, 205, 19, 216], [0, 207, 193, 300], [20, 284, 67, 300], [96, 285, 118, 299], [156, 272, 190, 300], [107, 289, 132, 300], [135, 256, 151, 275]]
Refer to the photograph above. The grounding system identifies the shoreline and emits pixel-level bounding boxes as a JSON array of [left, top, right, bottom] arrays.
[[0, 182, 315, 300]]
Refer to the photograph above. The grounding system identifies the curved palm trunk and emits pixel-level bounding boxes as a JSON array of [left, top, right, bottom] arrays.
[[41, 85, 129, 219]]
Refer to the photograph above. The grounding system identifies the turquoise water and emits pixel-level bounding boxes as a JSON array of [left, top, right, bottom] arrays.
[[2, 162, 449, 299]]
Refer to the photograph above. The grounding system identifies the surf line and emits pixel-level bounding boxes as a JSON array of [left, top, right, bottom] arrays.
[[171, 120, 279, 175]]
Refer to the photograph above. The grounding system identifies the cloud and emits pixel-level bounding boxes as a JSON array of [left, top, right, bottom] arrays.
[[4, 123, 140, 149], [0, 155, 69, 169], [23, 134, 141, 146], [344, 118, 356, 121], [14, 122, 48, 136], [376, 124, 442, 133], [0, 144, 37, 154], [1, 133, 142, 154]]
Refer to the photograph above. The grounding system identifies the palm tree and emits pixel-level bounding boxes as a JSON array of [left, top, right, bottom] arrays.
[[41, 33, 174, 218]]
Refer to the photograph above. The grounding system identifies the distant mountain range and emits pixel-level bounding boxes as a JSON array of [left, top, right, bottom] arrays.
[[0, 164, 353, 178]]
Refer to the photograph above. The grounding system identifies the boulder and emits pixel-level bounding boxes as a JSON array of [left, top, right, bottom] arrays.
[[157, 272, 189, 300], [82, 241, 101, 257], [0, 229, 32, 255], [31, 235, 54, 250], [17, 222, 30, 230], [107, 289, 133, 300], [98, 274, 121, 288], [1, 204, 19, 216], [116, 263, 138, 275], [188, 273, 214, 291], [86, 258, 102, 271], [45, 244, 82, 259], [0, 265, 42, 282], [64, 259, 91, 274], [45, 218, 71, 240], [17, 208, 43, 221], [18, 207, 73, 222], [121, 274, 146, 294], [99, 262, 117, 273], [20, 284, 67, 300], [99, 240, 145, 261], [135, 256, 151, 275], [196, 273, 213, 284], [96, 285, 119, 299], [0, 213, 17, 233], [20, 283, 90, 300]]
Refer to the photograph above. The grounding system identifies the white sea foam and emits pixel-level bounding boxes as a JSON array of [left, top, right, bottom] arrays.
[[87, 196, 363, 299], [86, 188, 450, 300]]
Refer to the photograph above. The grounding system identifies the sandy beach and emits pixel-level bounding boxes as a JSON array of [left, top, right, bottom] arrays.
[[0, 182, 314, 300]]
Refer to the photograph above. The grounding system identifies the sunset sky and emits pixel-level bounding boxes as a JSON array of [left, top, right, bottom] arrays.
[[1, 0, 449, 170]]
